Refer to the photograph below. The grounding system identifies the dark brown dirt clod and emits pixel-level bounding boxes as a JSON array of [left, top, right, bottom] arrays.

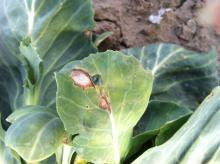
[[93, 0, 220, 57]]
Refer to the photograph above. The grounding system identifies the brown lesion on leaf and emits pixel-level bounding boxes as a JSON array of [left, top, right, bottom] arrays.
[[98, 89, 112, 112], [99, 94, 111, 112], [70, 68, 112, 112], [70, 69, 95, 89]]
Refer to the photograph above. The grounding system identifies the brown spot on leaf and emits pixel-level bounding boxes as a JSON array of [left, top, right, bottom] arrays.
[[70, 69, 94, 89], [99, 94, 111, 112]]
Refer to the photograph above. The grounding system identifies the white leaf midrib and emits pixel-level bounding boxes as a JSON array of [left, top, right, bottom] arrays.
[[109, 113, 120, 164], [24, 0, 36, 37], [152, 47, 183, 75]]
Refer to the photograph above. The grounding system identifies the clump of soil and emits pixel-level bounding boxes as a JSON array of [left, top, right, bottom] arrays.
[[93, 0, 220, 55]]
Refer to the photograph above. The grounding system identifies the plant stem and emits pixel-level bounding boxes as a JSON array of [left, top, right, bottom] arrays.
[[25, 87, 39, 105], [62, 144, 73, 164]]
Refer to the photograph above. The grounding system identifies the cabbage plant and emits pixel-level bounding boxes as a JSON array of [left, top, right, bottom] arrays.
[[0, 0, 219, 164]]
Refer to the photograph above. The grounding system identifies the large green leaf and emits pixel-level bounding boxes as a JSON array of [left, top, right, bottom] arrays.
[[0, 0, 98, 163], [122, 44, 218, 161], [133, 86, 220, 164], [123, 43, 219, 109], [0, 0, 96, 119], [0, 115, 21, 164], [126, 101, 191, 160], [5, 106, 65, 163], [56, 51, 153, 163]]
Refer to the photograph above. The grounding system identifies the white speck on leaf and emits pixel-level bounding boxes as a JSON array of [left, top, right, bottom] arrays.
[[148, 8, 172, 24]]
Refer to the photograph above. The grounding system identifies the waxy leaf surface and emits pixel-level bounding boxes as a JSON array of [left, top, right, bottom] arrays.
[[5, 106, 65, 163], [123, 43, 219, 109], [133, 87, 220, 164], [0, 115, 21, 164], [56, 51, 153, 163], [0, 0, 96, 162], [0, 0, 96, 117], [126, 101, 191, 159], [122, 43, 219, 160]]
